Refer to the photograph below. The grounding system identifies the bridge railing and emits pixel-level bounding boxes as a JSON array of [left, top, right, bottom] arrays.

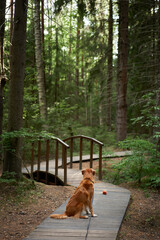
[[28, 136, 69, 185], [25, 135, 104, 185], [63, 135, 104, 180]]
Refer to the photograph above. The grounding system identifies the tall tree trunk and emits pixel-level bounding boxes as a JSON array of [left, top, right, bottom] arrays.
[[41, 0, 44, 46], [116, 0, 129, 142], [81, 17, 84, 86], [34, 0, 47, 122], [0, 0, 6, 75], [47, 0, 52, 76], [76, 15, 80, 97], [3, 0, 28, 178], [9, 0, 13, 72], [84, 72, 88, 125], [54, 25, 59, 102], [75, 10, 80, 119], [156, 0, 160, 150], [0, 0, 7, 161], [106, 0, 113, 131], [41, 0, 46, 89], [99, 0, 105, 126], [68, 0, 72, 83]]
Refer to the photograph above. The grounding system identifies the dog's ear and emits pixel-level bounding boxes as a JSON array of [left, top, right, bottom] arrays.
[[81, 169, 85, 175], [92, 169, 96, 175]]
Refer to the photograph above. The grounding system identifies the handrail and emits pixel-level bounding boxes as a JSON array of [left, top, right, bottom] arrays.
[[30, 136, 69, 185], [50, 136, 70, 148], [63, 135, 104, 180], [27, 135, 104, 185], [63, 135, 104, 146]]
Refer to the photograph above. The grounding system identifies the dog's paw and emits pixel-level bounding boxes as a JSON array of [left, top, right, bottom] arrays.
[[86, 210, 91, 215], [92, 214, 98, 217]]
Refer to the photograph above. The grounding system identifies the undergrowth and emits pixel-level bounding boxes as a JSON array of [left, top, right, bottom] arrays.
[[0, 172, 42, 204], [102, 138, 160, 189]]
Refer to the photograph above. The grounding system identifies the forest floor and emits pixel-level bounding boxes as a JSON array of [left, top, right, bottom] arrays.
[[0, 159, 160, 240]]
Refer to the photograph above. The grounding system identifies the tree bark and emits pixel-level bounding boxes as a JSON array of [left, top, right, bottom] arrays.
[[54, 25, 59, 102], [9, 0, 14, 73], [76, 14, 80, 97], [116, 0, 129, 142], [106, 0, 113, 131], [3, 0, 28, 178], [68, 0, 72, 83], [0, 0, 6, 75], [156, 0, 160, 150], [34, 0, 47, 122], [0, 0, 7, 160], [99, 0, 105, 126]]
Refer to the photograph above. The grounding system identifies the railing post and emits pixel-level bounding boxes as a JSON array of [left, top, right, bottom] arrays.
[[90, 140, 93, 168], [79, 137, 83, 170], [70, 138, 73, 168], [31, 142, 34, 179], [99, 144, 102, 180], [55, 140, 59, 185], [37, 140, 41, 181], [46, 139, 49, 184], [62, 145, 67, 185], [62, 145, 64, 168]]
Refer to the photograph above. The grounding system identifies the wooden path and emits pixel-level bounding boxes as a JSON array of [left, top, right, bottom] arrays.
[[23, 168, 130, 240]]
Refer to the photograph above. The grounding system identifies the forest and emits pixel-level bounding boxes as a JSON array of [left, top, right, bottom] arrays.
[[0, 0, 160, 187]]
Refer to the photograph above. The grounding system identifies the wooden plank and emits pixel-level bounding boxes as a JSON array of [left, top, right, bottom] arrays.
[[90, 140, 93, 168], [33, 229, 86, 233], [29, 232, 86, 237], [55, 140, 59, 184], [79, 137, 83, 170], [25, 237, 85, 240], [99, 145, 102, 180]]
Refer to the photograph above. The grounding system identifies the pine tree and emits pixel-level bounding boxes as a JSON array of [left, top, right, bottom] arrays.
[[116, 0, 129, 141], [3, 0, 28, 178], [34, 0, 47, 123]]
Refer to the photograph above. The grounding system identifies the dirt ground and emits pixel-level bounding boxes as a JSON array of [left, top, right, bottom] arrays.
[[0, 182, 75, 240], [0, 160, 160, 240]]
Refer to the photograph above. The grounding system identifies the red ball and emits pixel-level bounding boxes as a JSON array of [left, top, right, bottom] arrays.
[[103, 190, 107, 195]]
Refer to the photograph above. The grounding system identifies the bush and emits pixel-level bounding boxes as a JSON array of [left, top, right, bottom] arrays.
[[104, 138, 160, 188]]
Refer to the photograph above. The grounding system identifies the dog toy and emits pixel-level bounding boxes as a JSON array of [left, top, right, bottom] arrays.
[[103, 190, 107, 195]]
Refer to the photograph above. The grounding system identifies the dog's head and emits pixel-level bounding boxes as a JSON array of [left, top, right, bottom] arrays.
[[81, 168, 95, 182]]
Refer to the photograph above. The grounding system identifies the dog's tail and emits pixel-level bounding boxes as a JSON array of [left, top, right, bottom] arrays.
[[50, 213, 68, 219]]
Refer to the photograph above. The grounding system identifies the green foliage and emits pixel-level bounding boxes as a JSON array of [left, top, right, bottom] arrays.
[[0, 129, 56, 164], [0, 173, 39, 204], [103, 138, 160, 188], [102, 166, 120, 185], [47, 99, 78, 136], [131, 92, 160, 134], [0, 171, 17, 184]]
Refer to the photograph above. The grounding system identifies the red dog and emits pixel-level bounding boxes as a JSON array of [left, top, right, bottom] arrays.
[[50, 168, 97, 219]]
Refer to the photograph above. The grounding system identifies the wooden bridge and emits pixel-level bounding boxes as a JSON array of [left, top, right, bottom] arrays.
[[22, 134, 132, 186], [23, 135, 130, 240], [23, 135, 104, 185]]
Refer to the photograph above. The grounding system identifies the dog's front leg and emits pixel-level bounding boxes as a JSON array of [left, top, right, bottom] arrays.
[[89, 192, 97, 217], [85, 206, 91, 215]]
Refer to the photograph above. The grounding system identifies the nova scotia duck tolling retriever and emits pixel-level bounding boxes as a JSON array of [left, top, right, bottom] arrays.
[[50, 168, 97, 219]]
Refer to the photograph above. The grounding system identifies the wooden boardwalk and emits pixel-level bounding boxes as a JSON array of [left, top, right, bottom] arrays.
[[23, 167, 130, 240]]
